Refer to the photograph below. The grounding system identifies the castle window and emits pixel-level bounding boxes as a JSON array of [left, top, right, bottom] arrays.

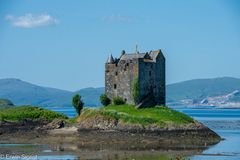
[[149, 71, 152, 76], [130, 60, 133, 63], [115, 72, 118, 76], [126, 63, 129, 66], [114, 84, 117, 89]]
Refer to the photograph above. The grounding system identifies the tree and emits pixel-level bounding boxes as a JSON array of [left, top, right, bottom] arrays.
[[113, 96, 125, 105], [100, 94, 111, 106], [131, 78, 140, 104], [72, 94, 84, 115]]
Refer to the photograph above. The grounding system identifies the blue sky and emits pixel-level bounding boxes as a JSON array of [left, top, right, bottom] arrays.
[[0, 0, 240, 91]]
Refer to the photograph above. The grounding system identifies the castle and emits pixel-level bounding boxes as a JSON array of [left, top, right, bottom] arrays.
[[105, 49, 165, 108]]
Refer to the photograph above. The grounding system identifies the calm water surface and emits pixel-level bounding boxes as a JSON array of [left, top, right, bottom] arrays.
[[177, 107, 240, 160], [1, 107, 240, 160]]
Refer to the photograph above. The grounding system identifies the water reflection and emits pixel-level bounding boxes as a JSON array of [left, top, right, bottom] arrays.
[[0, 143, 205, 160]]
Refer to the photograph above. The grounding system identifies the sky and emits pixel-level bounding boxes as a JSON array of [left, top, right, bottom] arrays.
[[0, 0, 240, 91]]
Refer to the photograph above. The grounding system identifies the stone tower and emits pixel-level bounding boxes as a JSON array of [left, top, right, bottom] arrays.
[[105, 49, 165, 107]]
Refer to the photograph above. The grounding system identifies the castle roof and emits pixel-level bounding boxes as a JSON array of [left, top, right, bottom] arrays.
[[120, 53, 146, 61], [106, 49, 164, 63], [149, 50, 165, 62], [120, 50, 163, 61]]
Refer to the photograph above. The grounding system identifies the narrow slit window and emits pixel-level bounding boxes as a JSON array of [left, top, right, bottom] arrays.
[[115, 72, 118, 76], [114, 84, 117, 89]]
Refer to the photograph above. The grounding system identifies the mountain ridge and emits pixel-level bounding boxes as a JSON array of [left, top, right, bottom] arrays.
[[167, 77, 240, 102], [1, 77, 240, 108]]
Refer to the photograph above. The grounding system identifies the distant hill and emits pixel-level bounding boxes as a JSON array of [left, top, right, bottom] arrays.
[[0, 78, 103, 108], [167, 77, 240, 104], [1, 77, 240, 108], [0, 99, 14, 109], [0, 78, 73, 108]]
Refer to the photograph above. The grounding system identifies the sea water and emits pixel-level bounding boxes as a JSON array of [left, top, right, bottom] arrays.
[[176, 107, 240, 160]]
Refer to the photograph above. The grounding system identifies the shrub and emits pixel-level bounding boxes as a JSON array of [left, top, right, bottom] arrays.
[[131, 78, 140, 104], [113, 96, 125, 105], [100, 94, 111, 106], [72, 94, 84, 115]]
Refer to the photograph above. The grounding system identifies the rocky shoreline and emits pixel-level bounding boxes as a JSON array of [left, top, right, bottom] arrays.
[[77, 113, 210, 131], [0, 119, 221, 152]]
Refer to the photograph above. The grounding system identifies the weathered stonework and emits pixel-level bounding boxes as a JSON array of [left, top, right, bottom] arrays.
[[105, 49, 165, 107]]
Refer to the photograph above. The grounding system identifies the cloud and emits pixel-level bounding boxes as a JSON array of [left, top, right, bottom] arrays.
[[101, 15, 134, 23], [5, 13, 59, 28]]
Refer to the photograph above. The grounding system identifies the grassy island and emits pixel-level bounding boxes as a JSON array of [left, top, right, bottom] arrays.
[[0, 104, 221, 151], [0, 106, 67, 122], [78, 105, 194, 128], [0, 105, 195, 129]]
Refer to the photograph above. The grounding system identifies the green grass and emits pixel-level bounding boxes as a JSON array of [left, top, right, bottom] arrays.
[[67, 116, 78, 123], [79, 105, 194, 127], [0, 106, 68, 122]]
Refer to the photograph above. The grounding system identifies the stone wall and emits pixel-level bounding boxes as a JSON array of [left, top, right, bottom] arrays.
[[155, 53, 165, 105], [105, 59, 138, 104], [138, 59, 156, 101]]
